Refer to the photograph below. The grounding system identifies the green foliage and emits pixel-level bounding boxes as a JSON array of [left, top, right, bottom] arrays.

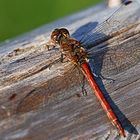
[[0, 0, 100, 42]]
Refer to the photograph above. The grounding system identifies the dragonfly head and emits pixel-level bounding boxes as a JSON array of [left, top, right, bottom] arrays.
[[51, 28, 70, 44]]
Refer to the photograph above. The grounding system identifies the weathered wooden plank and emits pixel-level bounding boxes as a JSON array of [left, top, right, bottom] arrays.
[[0, 1, 140, 140]]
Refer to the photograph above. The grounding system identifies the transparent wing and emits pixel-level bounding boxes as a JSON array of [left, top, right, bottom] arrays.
[[80, 0, 139, 47]]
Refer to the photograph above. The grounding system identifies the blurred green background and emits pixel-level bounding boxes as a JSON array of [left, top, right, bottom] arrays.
[[0, 0, 101, 43]]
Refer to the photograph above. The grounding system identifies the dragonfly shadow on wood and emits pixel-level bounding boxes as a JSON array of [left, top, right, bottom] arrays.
[[72, 21, 138, 135]]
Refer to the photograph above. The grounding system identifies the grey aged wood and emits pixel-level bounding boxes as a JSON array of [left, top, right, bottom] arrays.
[[0, 1, 140, 140]]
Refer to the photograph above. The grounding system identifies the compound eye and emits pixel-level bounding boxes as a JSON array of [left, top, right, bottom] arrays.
[[60, 28, 70, 37], [51, 29, 60, 42], [54, 28, 59, 32]]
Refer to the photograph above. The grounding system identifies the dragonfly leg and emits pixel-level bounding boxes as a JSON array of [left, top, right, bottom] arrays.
[[48, 45, 55, 51], [74, 67, 88, 97], [99, 74, 115, 83], [81, 75, 88, 96], [60, 53, 69, 63], [43, 43, 55, 51], [60, 53, 64, 63]]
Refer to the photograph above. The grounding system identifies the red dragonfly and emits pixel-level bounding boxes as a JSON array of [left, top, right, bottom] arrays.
[[48, 27, 125, 136], [44, 0, 138, 137], [8, 0, 139, 137]]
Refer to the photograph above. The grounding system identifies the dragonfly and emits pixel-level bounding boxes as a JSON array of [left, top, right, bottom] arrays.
[[42, 0, 139, 137], [7, 0, 139, 137], [48, 30, 125, 135]]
